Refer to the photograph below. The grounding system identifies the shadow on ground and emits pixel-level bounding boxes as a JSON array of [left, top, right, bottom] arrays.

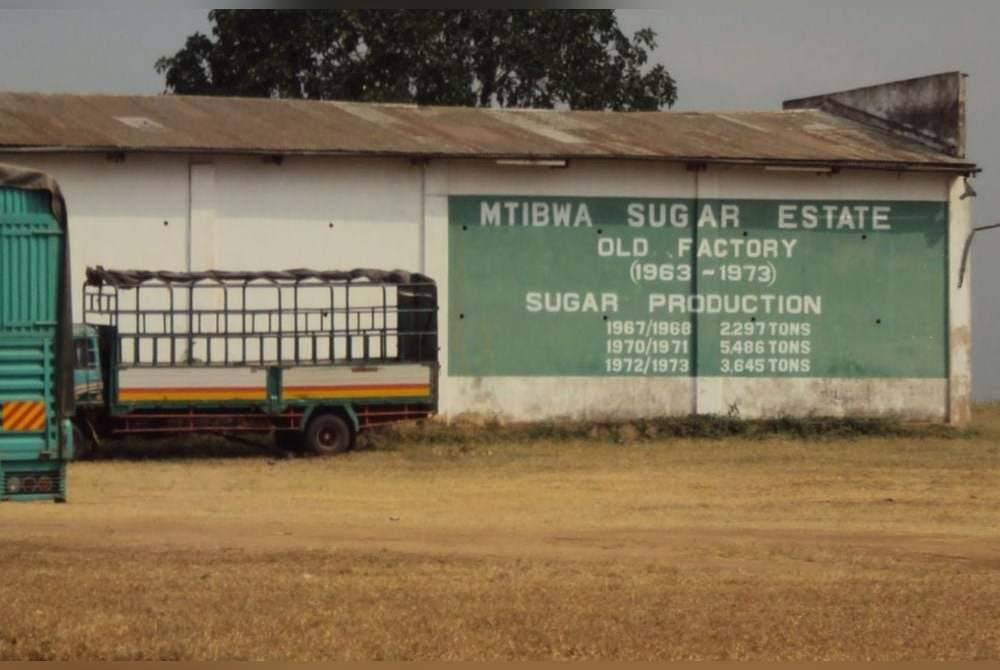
[[81, 434, 295, 461]]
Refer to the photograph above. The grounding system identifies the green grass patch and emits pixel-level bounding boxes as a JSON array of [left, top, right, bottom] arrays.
[[364, 413, 975, 448], [78, 413, 980, 461]]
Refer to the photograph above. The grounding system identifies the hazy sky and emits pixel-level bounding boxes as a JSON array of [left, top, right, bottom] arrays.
[[1, 4, 998, 399]]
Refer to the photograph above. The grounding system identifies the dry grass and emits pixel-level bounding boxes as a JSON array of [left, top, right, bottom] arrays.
[[2, 405, 1000, 660]]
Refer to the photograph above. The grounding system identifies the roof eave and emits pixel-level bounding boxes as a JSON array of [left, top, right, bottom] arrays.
[[0, 144, 978, 174]]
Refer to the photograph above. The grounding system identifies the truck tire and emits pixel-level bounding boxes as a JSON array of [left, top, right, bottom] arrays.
[[305, 413, 353, 456]]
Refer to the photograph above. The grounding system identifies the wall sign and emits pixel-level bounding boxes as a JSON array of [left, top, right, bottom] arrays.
[[449, 196, 947, 378]]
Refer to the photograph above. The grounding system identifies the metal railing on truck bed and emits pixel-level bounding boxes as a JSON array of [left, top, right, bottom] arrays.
[[82, 267, 438, 369]]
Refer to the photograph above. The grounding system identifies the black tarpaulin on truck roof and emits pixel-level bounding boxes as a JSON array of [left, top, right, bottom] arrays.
[[0, 162, 74, 420], [84, 266, 435, 287]]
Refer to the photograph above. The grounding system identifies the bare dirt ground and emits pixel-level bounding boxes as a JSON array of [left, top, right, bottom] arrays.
[[2, 407, 1000, 660]]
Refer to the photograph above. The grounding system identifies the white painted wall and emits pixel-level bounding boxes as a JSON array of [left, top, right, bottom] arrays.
[[0, 151, 965, 423], [0, 152, 424, 303], [205, 156, 422, 271], [1, 154, 191, 320]]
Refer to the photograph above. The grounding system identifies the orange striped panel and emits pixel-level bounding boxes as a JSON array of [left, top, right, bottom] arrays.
[[1, 400, 47, 432], [119, 387, 267, 402]]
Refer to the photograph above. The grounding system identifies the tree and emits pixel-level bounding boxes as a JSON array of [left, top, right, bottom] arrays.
[[156, 10, 677, 111]]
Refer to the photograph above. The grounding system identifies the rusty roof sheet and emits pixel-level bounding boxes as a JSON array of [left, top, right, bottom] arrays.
[[0, 92, 976, 171]]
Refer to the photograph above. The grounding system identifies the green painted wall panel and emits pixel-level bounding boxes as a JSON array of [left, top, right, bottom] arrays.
[[449, 196, 947, 379]]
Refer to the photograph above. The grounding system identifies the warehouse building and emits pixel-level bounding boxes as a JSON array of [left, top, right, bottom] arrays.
[[0, 72, 977, 424]]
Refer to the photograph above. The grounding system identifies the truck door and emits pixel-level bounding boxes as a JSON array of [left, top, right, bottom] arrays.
[[73, 332, 103, 403]]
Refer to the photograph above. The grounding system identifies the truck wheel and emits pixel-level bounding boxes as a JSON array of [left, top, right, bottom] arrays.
[[72, 424, 93, 460], [305, 414, 353, 456]]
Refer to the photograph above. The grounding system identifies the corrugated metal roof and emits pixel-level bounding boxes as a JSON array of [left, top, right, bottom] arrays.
[[0, 91, 977, 172]]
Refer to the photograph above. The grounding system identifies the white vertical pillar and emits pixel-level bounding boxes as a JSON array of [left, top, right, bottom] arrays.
[[693, 166, 723, 415], [189, 163, 216, 271], [423, 161, 451, 419], [948, 175, 973, 425], [418, 161, 427, 274]]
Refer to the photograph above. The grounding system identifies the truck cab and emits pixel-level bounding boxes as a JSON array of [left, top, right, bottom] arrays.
[[73, 324, 104, 406]]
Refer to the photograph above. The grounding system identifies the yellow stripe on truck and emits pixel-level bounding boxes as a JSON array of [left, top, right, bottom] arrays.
[[283, 385, 431, 400], [119, 387, 267, 402], [1, 400, 47, 431], [116, 385, 430, 402]]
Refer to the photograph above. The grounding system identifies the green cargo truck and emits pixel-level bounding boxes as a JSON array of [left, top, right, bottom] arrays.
[[72, 267, 438, 456], [0, 164, 74, 502]]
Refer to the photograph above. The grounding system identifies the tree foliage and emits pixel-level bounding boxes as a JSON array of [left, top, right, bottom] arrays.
[[156, 10, 677, 110]]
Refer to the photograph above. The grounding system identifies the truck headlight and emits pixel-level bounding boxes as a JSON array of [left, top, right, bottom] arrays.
[[4, 475, 54, 494]]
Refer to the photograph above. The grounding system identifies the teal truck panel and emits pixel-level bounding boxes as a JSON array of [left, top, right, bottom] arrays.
[[449, 196, 947, 379], [0, 185, 67, 500]]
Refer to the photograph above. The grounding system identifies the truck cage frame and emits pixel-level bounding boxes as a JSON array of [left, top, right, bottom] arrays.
[[81, 267, 438, 369]]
